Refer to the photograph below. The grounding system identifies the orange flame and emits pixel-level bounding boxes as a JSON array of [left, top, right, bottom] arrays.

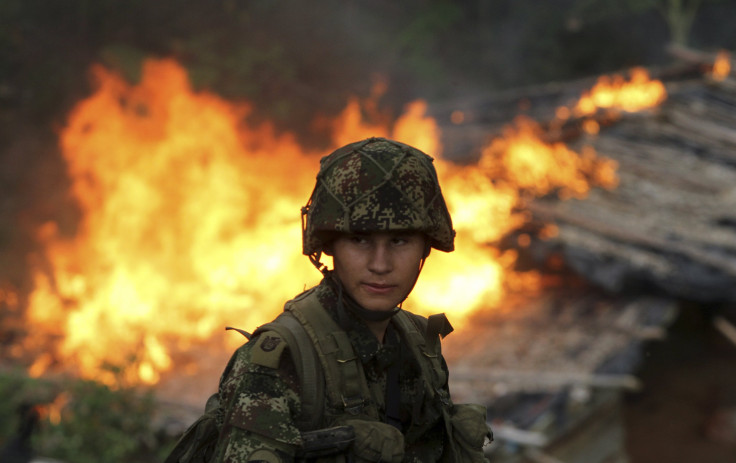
[[24, 59, 618, 386], [574, 67, 667, 116], [0, 286, 19, 308], [712, 50, 731, 81], [35, 392, 70, 425]]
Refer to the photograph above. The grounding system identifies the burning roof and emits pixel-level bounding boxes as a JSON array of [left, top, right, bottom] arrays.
[[524, 57, 736, 303], [429, 49, 736, 459], [438, 49, 736, 304]]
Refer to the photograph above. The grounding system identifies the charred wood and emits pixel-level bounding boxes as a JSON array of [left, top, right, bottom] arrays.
[[522, 79, 736, 303], [714, 316, 736, 348], [667, 44, 734, 70], [444, 288, 676, 403]]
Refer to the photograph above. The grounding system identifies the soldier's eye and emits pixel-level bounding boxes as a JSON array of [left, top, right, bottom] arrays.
[[349, 235, 369, 244]]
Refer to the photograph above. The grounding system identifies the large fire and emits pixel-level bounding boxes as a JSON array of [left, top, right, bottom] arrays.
[[21, 59, 661, 386]]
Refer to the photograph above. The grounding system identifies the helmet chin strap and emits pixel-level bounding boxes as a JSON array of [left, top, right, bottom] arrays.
[[309, 252, 329, 276], [399, 247, 429, 308]]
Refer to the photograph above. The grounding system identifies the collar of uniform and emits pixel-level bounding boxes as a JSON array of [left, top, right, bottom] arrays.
[[316, 276, 400, 365]]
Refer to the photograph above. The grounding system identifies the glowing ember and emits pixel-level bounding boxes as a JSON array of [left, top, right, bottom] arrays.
[[574, 67, 667, 116], [24, 59, 618, 386], [0, 286, 18, 306], [450, 110, 465, 124], [712, 50, 732, 81]]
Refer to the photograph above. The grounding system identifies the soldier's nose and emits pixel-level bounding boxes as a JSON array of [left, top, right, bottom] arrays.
[[367, 243, 392, 274]]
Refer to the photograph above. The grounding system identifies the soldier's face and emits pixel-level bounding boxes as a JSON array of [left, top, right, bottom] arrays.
[[329, 231, 426, 312]]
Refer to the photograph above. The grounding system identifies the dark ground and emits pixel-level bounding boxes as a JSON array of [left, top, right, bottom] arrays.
[[623, 302, 736, 463]]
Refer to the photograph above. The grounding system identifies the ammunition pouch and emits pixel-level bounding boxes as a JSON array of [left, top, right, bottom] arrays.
[[296, 420, 404, 463], [345, 419, 404, 463], [444, 404, 492, 463]]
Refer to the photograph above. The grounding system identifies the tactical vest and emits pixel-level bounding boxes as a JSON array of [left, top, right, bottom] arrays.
[[250, 286, 454, 432], [166, 288, 491, 463]]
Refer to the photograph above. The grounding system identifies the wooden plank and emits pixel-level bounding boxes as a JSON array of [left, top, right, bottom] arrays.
[[451, 369, 642, 391], [714, 316, 736, 348]]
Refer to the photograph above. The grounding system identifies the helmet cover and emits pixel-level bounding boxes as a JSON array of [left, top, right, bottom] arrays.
[[302, 137, 455, 264]]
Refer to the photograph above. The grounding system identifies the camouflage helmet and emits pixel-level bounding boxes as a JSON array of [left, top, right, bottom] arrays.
[[302, 137, 455, 267]]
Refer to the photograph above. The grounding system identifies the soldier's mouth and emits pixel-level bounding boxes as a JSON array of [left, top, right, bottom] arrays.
[[361, 283, 396, 295]]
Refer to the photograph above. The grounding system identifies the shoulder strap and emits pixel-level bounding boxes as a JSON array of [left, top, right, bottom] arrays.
[[395, 311, 464, 461], [393, 311, 451, 402], [286, 291, 379, 421], [253, 311, 325, 431]]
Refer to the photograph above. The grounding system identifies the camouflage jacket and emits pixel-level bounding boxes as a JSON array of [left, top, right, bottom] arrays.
[[212, 277, 450, 463]]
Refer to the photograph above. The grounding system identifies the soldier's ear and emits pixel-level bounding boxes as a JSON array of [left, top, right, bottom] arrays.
[[317, 231, 337, 256], [322, 242, 334, 256], [422, 239, 431, 259]]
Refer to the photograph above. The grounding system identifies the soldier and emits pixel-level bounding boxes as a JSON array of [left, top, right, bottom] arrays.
[[211, 137, 492, 462]]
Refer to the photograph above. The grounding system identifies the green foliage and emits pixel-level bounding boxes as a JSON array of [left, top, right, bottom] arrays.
[[0, 369, 174, 463], [2, 0, 735, 136], [394, 2, 464, 81], [0, 369, 54, 442], [37, 379, 165, 462], [100, 44, 147, 84], [570, 0, 659, 22], [569, 0, 728, 45]]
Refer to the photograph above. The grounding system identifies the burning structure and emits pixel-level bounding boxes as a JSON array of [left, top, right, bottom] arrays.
[[439, 49, 736, 462], [1, 49, 735, 462]]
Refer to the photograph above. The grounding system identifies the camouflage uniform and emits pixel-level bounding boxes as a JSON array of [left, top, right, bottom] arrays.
[[211, 138, 490, 463], [213, 276, 449, 463]]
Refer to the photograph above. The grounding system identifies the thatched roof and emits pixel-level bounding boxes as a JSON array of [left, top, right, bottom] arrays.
[[437, 52, 736, 460], [444, 288, 676, 403], [438, 56, 736, 304], [531, 77, 736, 303]]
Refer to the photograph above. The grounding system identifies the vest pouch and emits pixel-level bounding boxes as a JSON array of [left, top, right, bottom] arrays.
[[447, 404, 492, 463], [342, 419, 404, 463]]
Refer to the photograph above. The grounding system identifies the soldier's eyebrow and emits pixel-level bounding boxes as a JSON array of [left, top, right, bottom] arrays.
[[393, 231, 421, 239]]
